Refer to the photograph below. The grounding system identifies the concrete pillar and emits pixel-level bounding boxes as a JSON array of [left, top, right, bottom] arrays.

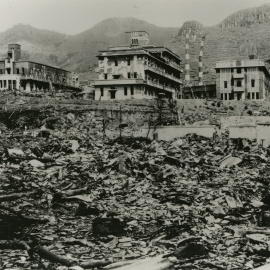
[[133, 55, 137, 73]]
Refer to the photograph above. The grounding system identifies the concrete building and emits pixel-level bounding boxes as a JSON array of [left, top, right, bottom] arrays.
[[0, 44, 80, 92], [93, 31, 182, 100], [215, 56, 270, 101]]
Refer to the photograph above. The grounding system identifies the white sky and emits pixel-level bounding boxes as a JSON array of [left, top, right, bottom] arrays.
[[1, 0, 269, 34]]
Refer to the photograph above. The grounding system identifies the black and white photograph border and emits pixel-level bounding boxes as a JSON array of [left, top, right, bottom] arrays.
[[1, 0, 270, 269]]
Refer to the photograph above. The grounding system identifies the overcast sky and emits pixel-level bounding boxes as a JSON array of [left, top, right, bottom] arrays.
[[1, 0, 269, 35]]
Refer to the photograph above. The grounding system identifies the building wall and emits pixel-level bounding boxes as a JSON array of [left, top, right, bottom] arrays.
[[229, 126, 257, 140], [95, 85, 157, 100], [257, 125, 270, 147], [99, 55, 145, 81], [137, 125, 216, 140], [216, 59, 270, 100]]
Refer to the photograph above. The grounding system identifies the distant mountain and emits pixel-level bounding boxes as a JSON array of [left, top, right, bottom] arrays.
[[0, 19, 178, 74], [57, 17, 179, 71], [2, 4, 270, 83], [0, 24, 69, 67]]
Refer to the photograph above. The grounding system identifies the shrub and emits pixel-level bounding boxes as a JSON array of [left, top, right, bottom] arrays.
[[247, 110, 253, 115]]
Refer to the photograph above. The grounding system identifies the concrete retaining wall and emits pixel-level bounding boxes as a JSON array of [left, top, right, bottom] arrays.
[[221, 116, 270, 129], [229, 125, 257, 140], [137, 125, 216, 141], [257, 124, 270, 147]]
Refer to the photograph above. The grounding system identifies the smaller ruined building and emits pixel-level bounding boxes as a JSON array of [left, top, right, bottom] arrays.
[[0, 44, 80, 92], [215, 56, 270, 101]]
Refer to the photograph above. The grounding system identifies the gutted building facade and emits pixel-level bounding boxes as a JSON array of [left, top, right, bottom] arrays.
[[93, 31, 182, 100], [0, 44, 80, 92], [215, 56, 270, 100]]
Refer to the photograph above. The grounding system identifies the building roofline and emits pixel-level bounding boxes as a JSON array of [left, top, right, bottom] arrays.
[[125, 31, 149, 34], [16, 60, 75, 74]]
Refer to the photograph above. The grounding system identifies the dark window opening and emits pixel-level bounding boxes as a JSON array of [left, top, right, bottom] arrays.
[[127, 59, 131, 66], [131, 86, 134, 95], [256, 92, 259, 99], [221, 93, 223, 100], [247, 93, 250, 99], [104, 74, 107, 80], [22, 68, 25, 75], [134, 72, 137, 78], [236, 80, 242, 87], [115, 60, 118, 66], [110, 91, 116, 99], [17, 68, 19, 74], [252, 93, 255, 99], [128, 72, 131, 78], [100, 87, 104, 96], [216, 69, 220, 74], [237, 68, 241, 74], [224, 81, 227, 88], [251, 79, 255, 87], [6, 68, 10, 74], [231, 68, 234, 73], [124, 87, 127, 96], [0, 70, 2, 74]]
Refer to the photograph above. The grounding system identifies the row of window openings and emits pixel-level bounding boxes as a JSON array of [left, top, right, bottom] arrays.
[[224, 80, 255, 88], [104, 72, 137, 79], [114, 60, 131, 66], [0, 80, 16, 88], [0, 68, 26, 75], [221, 93, 259, 100], [100, 87, 134, 97]]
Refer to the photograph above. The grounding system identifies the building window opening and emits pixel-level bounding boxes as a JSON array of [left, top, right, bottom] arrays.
[[231, 68, 234, 73], [256, 92, 259, 99], [22, 68, 25, 75], [17, 68, 19, 74], [237, 68, 241, 74], [224, 81, 227, 88], [6, 68, 10, 74], [127, 59, 131, 66], [110, 91, 116, 99], [134, 72, 137, 78], [128, 72, 131, 78], [236, 80, 242, 87], [247, 93, 250, 99], [251, 79, 255, 87], [131, 86, 134, 95], [124, 87, 127, 96], [115, 60, 118, 66], [252, 93, 255, 99], [104, 74, 107, 80], [221, 93, 224, 100], [100, 87, 104, 97], [0, 70, 2, 74]]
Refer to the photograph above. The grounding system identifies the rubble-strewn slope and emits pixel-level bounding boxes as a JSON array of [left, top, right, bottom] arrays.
[[1, 109, 270, 269]]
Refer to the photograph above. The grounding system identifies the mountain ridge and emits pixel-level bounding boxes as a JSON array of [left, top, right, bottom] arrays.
[[0, 4, 270, 81]]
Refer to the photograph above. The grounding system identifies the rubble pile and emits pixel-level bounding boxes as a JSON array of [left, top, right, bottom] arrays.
[[1, 113, 270, 270]]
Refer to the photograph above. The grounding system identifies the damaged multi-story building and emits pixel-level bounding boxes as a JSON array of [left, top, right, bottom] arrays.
[[93, 31, 182, 100], [215, 56, 270, 100], [0, 44, 80, 92]]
